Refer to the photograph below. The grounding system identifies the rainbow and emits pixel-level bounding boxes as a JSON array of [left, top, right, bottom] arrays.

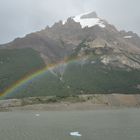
[[0, 56, 85, 99]]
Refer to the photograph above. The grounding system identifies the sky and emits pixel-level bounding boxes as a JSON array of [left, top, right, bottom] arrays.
[[0, 0, 140, 44]]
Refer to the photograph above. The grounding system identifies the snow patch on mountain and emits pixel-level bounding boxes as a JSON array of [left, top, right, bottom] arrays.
[[62, 19, 67, 25], [124, 36, 132, 39], [63, 11, 106, 28]]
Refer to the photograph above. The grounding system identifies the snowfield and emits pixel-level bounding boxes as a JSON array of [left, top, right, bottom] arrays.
[[63, 11, 106, 28]]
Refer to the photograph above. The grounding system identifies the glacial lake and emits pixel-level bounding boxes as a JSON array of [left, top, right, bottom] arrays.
[[0, 109, 140, 140]]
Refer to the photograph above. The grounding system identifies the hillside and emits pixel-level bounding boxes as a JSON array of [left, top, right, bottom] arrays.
[[0, 11, 140, 99], [0, 48, 45, 95]]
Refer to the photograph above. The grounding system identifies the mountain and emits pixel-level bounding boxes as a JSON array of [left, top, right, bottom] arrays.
[[0, 11, 140, 99]]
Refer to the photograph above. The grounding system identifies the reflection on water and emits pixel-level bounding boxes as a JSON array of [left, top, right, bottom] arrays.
[[0, 109, 140, 140]]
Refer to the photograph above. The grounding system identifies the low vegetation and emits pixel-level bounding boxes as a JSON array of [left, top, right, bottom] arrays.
[[0, 48, 45, 94], [3, 55, 140, 99]]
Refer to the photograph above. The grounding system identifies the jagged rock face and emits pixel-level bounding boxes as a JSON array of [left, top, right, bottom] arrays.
[[101, 54, 140, 69], [1, 11, 140, 69], [119, 30, 140, 47], [86, 38, 108, 49]]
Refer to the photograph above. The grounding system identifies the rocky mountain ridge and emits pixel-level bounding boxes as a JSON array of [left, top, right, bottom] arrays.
[[1, 11, 140, 69], [0, 11, 140, 99]]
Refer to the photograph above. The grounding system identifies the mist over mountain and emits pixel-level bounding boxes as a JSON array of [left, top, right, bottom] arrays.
[[0, 0, 140, 44]]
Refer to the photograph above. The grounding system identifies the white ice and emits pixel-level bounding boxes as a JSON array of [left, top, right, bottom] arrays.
[[63, 11, 106, 28], [70, 132, 82, 137], [124, 36, 132, 39], [35, 114, 40, 117]]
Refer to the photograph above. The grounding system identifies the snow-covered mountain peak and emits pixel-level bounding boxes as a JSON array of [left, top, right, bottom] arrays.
[[63, 11, 106, 28]]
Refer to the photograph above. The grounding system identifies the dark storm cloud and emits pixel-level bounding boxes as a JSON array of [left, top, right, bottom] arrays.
[[0, 0, 140, 44]]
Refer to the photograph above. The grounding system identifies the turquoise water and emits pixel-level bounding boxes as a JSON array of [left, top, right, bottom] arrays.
[[0, 109, 140, 140]]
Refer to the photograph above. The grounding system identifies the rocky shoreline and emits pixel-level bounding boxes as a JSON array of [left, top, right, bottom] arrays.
[[0, 94, 140, 111]]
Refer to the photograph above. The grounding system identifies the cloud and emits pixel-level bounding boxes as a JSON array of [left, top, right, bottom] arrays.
[[0, 0, 140, 44]]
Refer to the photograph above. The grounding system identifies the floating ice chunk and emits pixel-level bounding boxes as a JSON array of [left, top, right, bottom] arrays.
[[35, 114, 40, 117], [70, 132, 82, 137]]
